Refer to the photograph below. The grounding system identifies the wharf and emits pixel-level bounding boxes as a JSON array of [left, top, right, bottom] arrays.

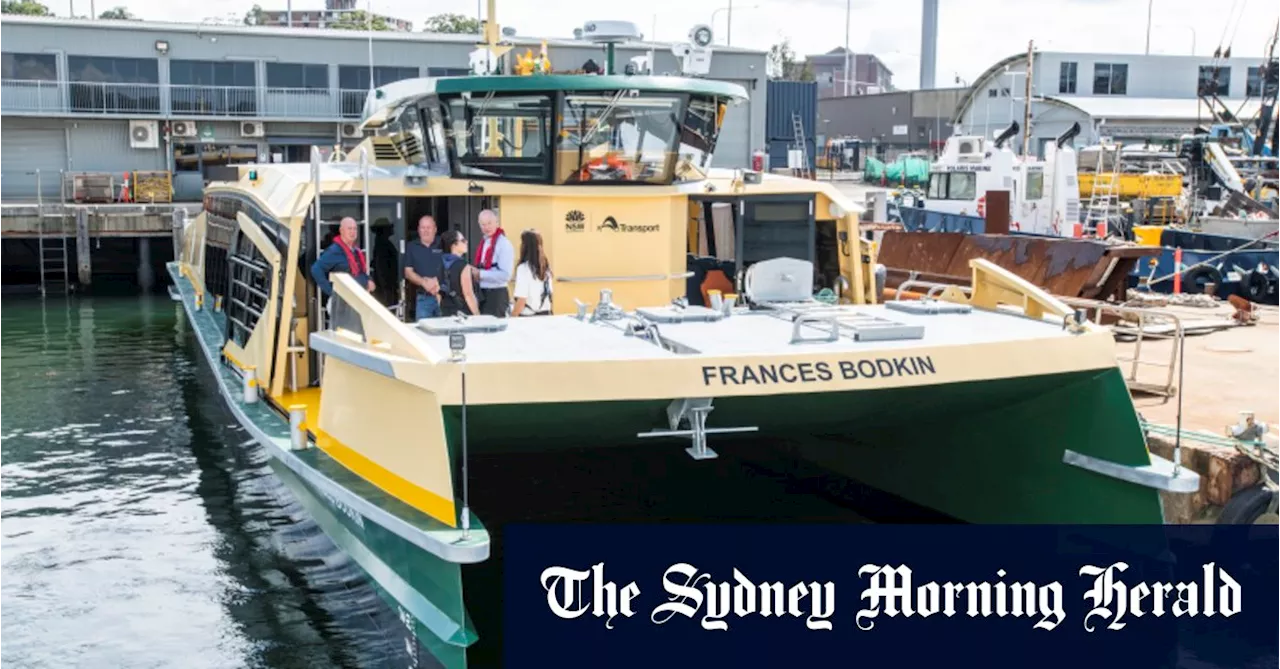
[[1116, 302, 1278, 523], [1, 202, 198, 238]]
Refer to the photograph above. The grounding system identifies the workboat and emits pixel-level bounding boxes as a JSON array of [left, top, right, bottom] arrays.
[[163, 10, 1200, 667], [897, 121, 1082, 236]]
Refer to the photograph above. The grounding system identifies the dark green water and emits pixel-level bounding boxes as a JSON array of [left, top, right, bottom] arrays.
[[1, 295, 405, 669]]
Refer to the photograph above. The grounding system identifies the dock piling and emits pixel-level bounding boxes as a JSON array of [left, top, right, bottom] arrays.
[[137, 237, 155, 292], [76, 209, 92, 287]]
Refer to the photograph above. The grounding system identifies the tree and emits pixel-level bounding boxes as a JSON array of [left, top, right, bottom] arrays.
[[422, 12, 480, 34], [767, 39, 814, 82], [98, 6, 136, 19], [329, 10, 390, 31], [243, 4, 265, 26], [1, 0, 51, 15]]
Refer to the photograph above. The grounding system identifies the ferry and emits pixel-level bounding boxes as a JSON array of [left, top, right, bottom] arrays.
[[165, 7, 1199, 666]]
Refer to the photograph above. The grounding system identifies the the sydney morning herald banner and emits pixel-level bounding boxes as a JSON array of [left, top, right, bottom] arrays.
[[502, 524, 1278, 668]]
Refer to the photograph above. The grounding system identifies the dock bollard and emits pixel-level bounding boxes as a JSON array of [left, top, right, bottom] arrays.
[[243, 366, 258, 404], [289, 405, 307, 450]]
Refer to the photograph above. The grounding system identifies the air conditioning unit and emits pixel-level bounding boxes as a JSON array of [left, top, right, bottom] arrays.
[[957, 138, 984, 156], [339, 122, 363, 139], [129, 120, 159, 149], [170, 120, 197, 138], [240, 121, 265, 138]]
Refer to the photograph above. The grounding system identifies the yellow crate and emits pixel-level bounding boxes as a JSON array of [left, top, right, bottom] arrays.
[[132, 170, 173, 203], [1078, 172, 1182, 199], [1133, 225, 1164, 247]]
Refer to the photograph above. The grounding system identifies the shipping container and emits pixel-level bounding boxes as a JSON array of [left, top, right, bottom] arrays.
[[765, 80, 818, 142], [767, 138, 816, 171]]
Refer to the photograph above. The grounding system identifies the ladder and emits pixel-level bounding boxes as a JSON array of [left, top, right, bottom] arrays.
[[1083, 141, 1121, 237], [791, 112, 812, 179], [32, 170, 70, 297]]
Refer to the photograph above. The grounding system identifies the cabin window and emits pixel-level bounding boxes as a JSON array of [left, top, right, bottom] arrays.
[[204, 195, 237, 305], [558, 91, 684, 184], [443, 93, 552, 182], [677, 95, 721, 172], [225, 232, 272, 348], [927, 172, 977, 200], [1026, 171, 1044, 200]]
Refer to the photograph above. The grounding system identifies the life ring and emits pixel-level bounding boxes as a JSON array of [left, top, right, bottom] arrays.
[[1239, 268, 1270, 302], [1182, 265, 1223, 294], [977, 195, 986, 218]]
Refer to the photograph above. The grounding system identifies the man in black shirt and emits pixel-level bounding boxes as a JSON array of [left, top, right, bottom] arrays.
[[403, 215, 444, 319]]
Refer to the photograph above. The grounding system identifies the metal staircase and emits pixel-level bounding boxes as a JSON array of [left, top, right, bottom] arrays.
[[791, 112, 812, 179], [1083, 141, 1121, 237], [32, 170, 70, 297]]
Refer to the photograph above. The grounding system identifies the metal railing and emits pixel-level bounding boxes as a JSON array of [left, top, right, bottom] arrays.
[[1059, 296, 1183, 398], [1, 79, 370, 120]]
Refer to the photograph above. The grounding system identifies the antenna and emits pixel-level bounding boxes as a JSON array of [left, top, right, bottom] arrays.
[[367, 0, 374, 95]]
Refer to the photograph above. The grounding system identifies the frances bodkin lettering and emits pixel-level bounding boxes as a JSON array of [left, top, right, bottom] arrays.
[[539, 562, 1242, 632], [701, 356, 937, 387]]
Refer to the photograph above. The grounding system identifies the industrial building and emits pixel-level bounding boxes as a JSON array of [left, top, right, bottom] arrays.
[[0, 16, 769, 202], [816, 87, 966, 163], [952, 50, 1273, 156], [806, 48, 895, 98]]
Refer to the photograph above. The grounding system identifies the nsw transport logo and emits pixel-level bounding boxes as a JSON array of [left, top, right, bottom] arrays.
[[597, 215, 658, 234], [564, 210, 585, 232]]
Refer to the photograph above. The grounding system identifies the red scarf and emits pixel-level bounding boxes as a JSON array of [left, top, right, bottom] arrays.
[[335, 237, 366, 276], [475, 228, 505, 269]]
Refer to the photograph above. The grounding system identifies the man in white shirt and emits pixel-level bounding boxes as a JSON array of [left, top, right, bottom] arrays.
[[473, 209, 515, 317]]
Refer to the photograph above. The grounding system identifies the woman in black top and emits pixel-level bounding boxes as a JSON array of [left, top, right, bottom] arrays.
[[438, 230, 482, 317]]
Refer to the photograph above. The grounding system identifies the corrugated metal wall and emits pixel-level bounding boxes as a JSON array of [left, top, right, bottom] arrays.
[[765, 81, 817, 140], [1, 118, 67, 201], [765, 81, 817, 170], [67, 120, 167, 174]]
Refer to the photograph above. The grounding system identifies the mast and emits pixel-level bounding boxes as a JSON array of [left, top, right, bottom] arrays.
[[1022, 40, 1034, 157]]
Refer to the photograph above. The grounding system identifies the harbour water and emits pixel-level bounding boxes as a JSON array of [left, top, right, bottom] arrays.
[[1, 293, 407, 669]]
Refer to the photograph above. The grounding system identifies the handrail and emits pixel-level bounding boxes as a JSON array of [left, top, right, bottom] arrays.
[[1058, 296, 1183, 398], [557, 272, 694, 283]]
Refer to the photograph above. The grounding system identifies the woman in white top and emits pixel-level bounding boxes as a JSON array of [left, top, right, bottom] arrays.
[[512, 229, 553, 316]]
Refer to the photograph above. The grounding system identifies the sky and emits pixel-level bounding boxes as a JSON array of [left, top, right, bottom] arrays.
[[45, 0, 1280, 89]]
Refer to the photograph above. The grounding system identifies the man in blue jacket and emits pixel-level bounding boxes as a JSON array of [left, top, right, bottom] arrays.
[[311, 217, 375, 304]]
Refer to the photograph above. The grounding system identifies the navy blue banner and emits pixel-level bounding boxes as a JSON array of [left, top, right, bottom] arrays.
[[502, 524, 1278, 668]]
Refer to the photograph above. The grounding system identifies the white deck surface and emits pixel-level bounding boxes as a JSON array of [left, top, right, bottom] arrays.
[[410, 302, 1075, 363]]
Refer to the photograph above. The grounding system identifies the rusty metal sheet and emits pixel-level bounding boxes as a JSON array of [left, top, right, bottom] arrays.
[[876, 231, 965, 277], [877, 231, 1163, 299]]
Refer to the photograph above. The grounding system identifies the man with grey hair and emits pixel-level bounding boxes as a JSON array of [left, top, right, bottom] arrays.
[[311, 216, 375, 299], [472, 208, 515, 317]]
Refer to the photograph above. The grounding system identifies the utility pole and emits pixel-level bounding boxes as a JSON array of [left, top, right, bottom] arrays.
[[844, 0, 851, 96], [727, 0, 733, 46], [1144, 0, 1153, 55]]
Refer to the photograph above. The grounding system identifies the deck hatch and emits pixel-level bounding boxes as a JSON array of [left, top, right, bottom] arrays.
[[417, 316, 509, 335], [634, 305, 723, 323]]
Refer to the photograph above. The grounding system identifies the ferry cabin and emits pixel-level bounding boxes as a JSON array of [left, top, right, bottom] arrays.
[[179, 73, 876, 402]]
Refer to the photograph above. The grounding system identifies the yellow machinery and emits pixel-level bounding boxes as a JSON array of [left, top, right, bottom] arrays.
[[1077, 172, 1183, 200]]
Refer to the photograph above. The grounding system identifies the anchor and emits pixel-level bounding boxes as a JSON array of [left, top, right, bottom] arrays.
[[636, 398, 758, 460]]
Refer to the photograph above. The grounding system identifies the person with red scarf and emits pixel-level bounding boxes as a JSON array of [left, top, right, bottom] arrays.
[[310, 217, 376, 302], [473, 209, 515, 317]]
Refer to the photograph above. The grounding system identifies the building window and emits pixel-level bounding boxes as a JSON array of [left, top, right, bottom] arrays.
[[988, 88, 998, 98], [427, 67, 471, 77], [266, 63, 329, 90], [1058, 62, 1077, 94], [1198, 66, 1230, 96], [338, 65, 419, 115], [1092, 63, 1128, 95], [2, 52, 58, 81], [1246, 66, 1263, 97], [66, 56, 160, 113], [170, 60, 257, 116]]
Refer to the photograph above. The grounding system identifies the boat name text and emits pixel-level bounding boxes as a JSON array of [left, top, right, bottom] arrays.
[[538, 561, 1242, 632], [701, 356, 936, 387], [324, 490, 366, 530]]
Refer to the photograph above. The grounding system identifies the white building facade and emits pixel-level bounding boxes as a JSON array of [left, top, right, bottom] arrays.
[[952, 50, 1272, 157]]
